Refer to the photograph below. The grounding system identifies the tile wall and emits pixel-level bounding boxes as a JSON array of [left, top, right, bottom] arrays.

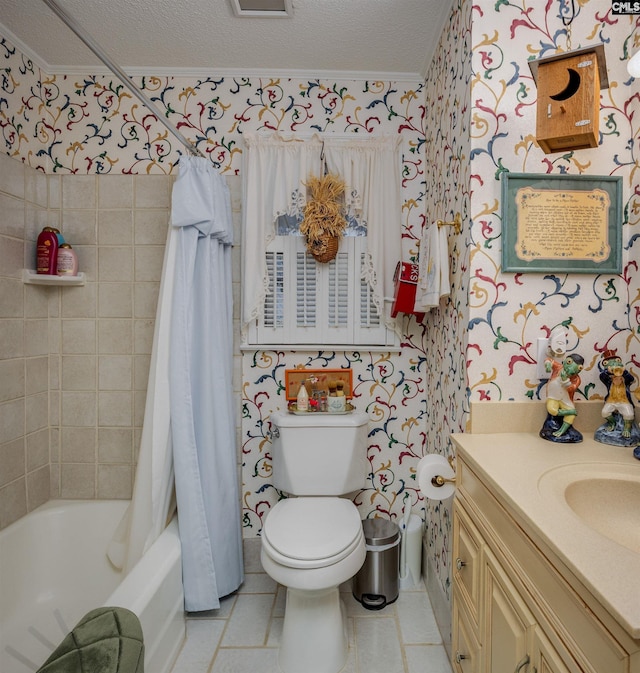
[[0, 153, 50, 527], [0, 152, 244, 530]]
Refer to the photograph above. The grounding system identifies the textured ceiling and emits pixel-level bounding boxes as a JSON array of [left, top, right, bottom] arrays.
[[0, 0, 453, 79]]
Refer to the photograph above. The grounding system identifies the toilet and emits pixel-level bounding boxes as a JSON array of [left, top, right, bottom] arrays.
[[261, 410, 369, 673]]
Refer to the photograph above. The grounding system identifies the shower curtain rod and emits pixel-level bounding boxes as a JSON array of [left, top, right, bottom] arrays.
[[40, 0, 205, 159]]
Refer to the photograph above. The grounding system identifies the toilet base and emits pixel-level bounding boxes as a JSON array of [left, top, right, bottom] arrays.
[[279, 586, 348, 673]]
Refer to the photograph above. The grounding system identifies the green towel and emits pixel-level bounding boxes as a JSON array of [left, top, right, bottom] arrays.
[[36, 607, 144, 673]]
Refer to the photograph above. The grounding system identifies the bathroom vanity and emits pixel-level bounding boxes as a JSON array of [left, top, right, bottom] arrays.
[[450, 432, 640, 673]]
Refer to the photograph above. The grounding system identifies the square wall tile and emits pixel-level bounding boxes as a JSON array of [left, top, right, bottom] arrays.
[[0, 234, 24, 279], [0, 152, 25, 198], [61, 391, 97, 426], [26, 428, 49, 471], [0, 398, 25, 444], [61, 320, 96, 354], [62, 175, 96, 209], [98, 210, 134, 245], [99, 175, 134, 209], [135, 210, 170, 245], [98, 247, 133, 282], [99, 355, 133, 390], [27, 465, 50, 511], [61, 283, 97, 318], [98, 283, 133, 318], [61, 209, 97, 246], [98, 319, 133, 353], [135, 246, 164, 282], [98, 391, 132, 427], [26, 356, 48, 395], [1, 438, 26, 487], [60, 463, 95, 499], [0, 320, 24, 359], [98, 428, 133, 463], [0, 193, 25, 239], [97, 464, 132, 499], [0, 358, 25, 402], [0, 478, 27, 529], [134, 283, 159, 318], [134, 175, 170, 208], [61, 427, 97, 462], [62, 355, 97, 390]]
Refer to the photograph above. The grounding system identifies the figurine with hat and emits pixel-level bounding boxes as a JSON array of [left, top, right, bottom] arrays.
[[594, 348, 640, 448]]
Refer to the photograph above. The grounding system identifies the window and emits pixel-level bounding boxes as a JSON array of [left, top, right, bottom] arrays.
[[241, 132, 402, 348], [248, 214, 396, 346]]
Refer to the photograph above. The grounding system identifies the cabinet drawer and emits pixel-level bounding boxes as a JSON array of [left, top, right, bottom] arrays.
[[453, 502, 482, 628]]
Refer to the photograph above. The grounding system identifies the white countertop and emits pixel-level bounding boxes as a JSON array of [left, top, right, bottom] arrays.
[[451, 432, 640, 639]]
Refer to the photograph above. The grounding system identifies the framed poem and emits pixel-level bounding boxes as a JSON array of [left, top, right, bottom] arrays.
[[501, 173, 622, 274], [285, 368, 353, 401]]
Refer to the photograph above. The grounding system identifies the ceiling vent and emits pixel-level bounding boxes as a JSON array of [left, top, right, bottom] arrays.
[[230, 0, 293, 18]]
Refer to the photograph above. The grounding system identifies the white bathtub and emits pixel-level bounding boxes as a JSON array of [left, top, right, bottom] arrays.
[[0, 500, 185, 673]]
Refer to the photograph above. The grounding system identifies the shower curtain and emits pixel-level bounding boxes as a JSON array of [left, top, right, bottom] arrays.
[[169, 156, 243, 611], [107, 221, 178, 574]]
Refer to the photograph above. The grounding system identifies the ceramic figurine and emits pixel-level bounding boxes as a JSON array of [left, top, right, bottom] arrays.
[[540, 352, 584, 443], [594, 349, 640, 448]]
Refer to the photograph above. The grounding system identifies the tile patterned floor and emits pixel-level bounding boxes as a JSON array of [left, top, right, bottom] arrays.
[[170, 542, 453, 673]]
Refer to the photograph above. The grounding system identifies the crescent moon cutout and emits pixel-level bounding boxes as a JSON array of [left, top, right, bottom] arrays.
[[549, 68, 581, 101]]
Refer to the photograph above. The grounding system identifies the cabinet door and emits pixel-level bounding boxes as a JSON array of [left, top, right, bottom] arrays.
[[483, 548, 536, 673], [531, 629, 574, 673], [452, 587, 482, 673], [453, 502, 482, 627]]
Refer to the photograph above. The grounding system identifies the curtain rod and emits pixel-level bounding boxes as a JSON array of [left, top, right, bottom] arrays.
[[40, 0, 205, 159]]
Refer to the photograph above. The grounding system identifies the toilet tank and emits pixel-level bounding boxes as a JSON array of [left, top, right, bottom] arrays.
[[269, 411, 369, 496]]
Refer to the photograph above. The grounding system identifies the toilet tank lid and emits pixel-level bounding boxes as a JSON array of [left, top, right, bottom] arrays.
[[270, 410, 368, 428]]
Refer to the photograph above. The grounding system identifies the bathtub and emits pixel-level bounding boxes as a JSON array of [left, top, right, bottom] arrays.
[[0, 500, 185, 673]]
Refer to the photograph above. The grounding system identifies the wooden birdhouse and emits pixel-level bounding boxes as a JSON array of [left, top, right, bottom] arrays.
[[528, 44, 608, 154]]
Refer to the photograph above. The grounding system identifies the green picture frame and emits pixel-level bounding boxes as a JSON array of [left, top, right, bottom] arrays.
[[501, 173, 622, 274]]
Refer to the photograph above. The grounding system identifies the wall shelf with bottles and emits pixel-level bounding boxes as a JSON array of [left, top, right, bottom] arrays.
[[22, 270, 86, 286]]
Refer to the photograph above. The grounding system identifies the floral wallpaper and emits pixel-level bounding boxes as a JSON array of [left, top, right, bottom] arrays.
[[467, 2, 640, 408], [2, 0, 639, 615]]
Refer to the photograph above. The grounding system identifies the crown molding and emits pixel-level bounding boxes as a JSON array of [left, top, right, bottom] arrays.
[[45, 64, 423, 83]]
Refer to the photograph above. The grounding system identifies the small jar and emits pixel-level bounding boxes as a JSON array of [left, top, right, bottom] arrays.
[[57, 243, 78, 276]]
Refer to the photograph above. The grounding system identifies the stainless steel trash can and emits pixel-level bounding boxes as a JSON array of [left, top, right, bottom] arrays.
[[353, 519, 400, 610]]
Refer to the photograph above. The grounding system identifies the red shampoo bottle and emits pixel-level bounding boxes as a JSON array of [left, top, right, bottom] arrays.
[[36, 227, 59, 274]]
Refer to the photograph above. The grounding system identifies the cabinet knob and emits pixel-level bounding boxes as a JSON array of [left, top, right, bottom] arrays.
[[455, 651, 468, 664], [456, 557, 467, 571]]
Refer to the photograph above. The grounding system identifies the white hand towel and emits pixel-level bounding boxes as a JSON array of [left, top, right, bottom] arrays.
[[414, 222, 450, 312]]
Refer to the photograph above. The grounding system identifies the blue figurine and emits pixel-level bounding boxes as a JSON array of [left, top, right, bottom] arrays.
[[594, 349, 640, 450]]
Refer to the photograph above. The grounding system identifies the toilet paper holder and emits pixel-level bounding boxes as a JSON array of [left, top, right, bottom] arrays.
[[430, 456, 456, 488]]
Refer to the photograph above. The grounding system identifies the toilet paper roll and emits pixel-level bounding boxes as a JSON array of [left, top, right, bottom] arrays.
[[417, 454, 456, 500]]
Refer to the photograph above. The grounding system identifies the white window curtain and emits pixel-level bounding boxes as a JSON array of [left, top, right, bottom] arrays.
[[242, 132, 323, 328], [241, 132, 402, 334], [322, 136, 402, 332]]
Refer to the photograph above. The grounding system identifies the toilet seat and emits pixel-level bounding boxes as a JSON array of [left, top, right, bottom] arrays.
[[262, 497, 363, 569]]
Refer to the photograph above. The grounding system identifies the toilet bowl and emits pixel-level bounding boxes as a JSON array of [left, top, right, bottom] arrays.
[[261, 410, 369, 673], [261, 497, 366, 673]]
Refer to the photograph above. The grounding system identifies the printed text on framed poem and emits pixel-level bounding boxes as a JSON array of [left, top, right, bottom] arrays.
[[501, 173, 622, 274]]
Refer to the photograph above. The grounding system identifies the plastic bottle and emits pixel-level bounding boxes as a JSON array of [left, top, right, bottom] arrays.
[[327, 381, 345, 413], [296, 379, 309, 412], [36, 227, 59, 275], [57, 243, 78, 276]]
